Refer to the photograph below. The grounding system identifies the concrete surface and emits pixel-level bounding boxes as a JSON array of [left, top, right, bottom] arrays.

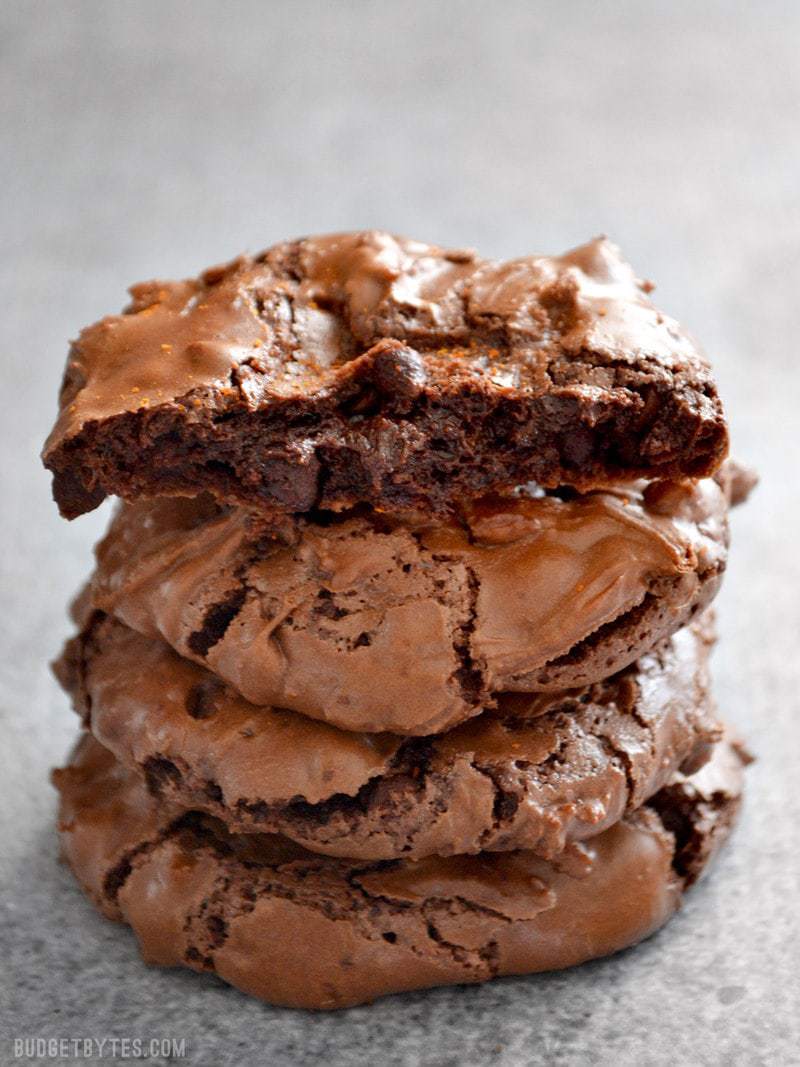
[[1, 2, 799, 1064]]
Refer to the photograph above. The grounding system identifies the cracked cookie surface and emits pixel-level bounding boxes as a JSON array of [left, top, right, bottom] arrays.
[[85, 471, 731, 733], [42, 232, 728, 520], [53, 732, 746, 1009], [55, 614, 721, 861]]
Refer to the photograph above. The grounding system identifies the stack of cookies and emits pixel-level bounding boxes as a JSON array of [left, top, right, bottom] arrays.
[[43, 232, 753, 1010]]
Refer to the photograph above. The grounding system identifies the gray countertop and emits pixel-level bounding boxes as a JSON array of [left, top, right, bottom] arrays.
[[1, 3, 799, 1064]]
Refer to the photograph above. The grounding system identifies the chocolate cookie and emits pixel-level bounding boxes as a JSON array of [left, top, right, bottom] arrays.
[[55, 614, 721, 861], [42, 232, 728, 520], [87, 474, 729, 733], [53, 732, 746, 1010]]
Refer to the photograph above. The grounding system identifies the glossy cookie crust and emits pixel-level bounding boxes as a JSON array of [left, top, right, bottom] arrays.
[[53, 733, 746, 1010], [55, 613, 721, 862], [86, 473, 730, 734], [43, 232, 728, 520]]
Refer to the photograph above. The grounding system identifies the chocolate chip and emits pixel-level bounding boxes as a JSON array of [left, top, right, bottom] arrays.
[[366, 340, 427, 401]]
